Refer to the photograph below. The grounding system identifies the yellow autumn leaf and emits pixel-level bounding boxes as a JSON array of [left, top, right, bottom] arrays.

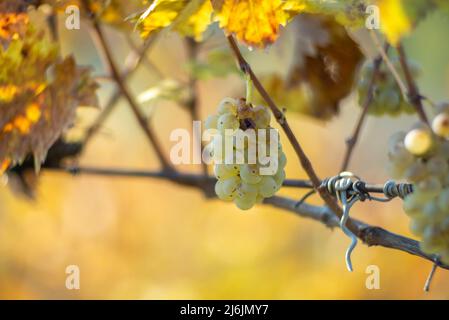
[[172, 0, 213, 41], [211, 0, 293, 48], [377, 0, 412, 46], [137, 0, 213, 40]]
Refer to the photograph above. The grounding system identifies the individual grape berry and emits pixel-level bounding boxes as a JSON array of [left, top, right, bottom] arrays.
[[236, 182, 258, 199], [432, 112, 449, 139], [240, 164, 262, 184], [214, 164, 238, 180], [404, 128, 432, 155], [234, 193, 257, 210], [205, 114, 218, 130], [252, 105, 271, 128], [217, 113, 239, 132], [215, 180, 235, 201], [220, 176, 240, 196], [217, 97, 238, 115], [258, 176, 278, 198]]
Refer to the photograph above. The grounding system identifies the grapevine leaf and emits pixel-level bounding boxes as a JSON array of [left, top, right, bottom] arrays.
[[375, 0, 442, 46], [135, 0, 213, 41], [211, 0, 304, 48], [376, 0, 412, 46]]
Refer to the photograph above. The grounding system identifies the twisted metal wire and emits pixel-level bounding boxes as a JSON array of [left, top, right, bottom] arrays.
[[320, 172, 413, 272]]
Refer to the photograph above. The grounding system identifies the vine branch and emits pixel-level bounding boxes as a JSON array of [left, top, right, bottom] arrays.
[[45, 163, 449, 271], [83, 38, 156, 146], [185, 38, 208, 176], [397, 43, 429, 125], [226, 35, 344, 220]]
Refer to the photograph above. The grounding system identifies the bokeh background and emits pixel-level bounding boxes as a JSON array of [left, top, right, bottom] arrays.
[[1, 7, 449, 299]]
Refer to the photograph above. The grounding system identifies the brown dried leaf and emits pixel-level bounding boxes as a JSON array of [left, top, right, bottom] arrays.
[[260, 14, 363, 120]]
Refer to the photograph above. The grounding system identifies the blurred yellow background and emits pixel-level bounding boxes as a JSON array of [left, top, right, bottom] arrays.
[[1, 8, 449, 299]]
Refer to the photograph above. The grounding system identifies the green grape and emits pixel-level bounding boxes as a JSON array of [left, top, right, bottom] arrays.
[[212, 134, 225, 162], [432, 112, 449, 139], [410, 219, 425, 236], [403, 160, 427, 183], [426, 156, 448, 177], [221, 176, 240, 195], [387, 132, 414, 165], [258, 176, 278, 197], [214, 164, 238, 180], [404, 128, 432, 156], [215, 180, 235, 201], [437, 188, 449, 212], [273, 168, 286, 186], [252, 105, 271, 128], [217, 113, 239, 132], [278, 150, 287, 169], [234, 192, 257, 210], [422, 202, 441, 221], [416, 177, 442, 199], [403, 194, 424, 217], [237, 182, 258, 199], [205, 114, 218, 130], [388, 131, 407, 153], [240, 164, 262, 184], [217, 97, 238, 115], [225, 164, 240, 175]]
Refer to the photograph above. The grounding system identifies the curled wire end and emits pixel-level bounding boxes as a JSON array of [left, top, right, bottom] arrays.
[[339, 201, 358, 272], [341, 224, 357, 272]]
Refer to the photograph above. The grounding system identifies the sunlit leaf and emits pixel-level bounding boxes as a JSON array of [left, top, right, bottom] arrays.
[[136, 0, 213, 40], [375, 0, 441, 46], [376, 0, 411, 46], [211, 0, 302, 48]]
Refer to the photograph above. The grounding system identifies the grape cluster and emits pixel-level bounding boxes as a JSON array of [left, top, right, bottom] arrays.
[[204, 98, 287, 210], [387, 103, 449, 263], [358, 59, 420, 116]]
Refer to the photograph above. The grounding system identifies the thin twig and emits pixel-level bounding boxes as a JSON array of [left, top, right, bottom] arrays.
[[82, 39, 155, 146], [124, 35, 164, 78], [82, 2, 174, 171], [226, 35, 344, 220], [185, 38, 208, 176], [370, 31, 408, 99], [340, 45, 388, 171], [397, 43, 429, 125], [47, 163, 449, 271]]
